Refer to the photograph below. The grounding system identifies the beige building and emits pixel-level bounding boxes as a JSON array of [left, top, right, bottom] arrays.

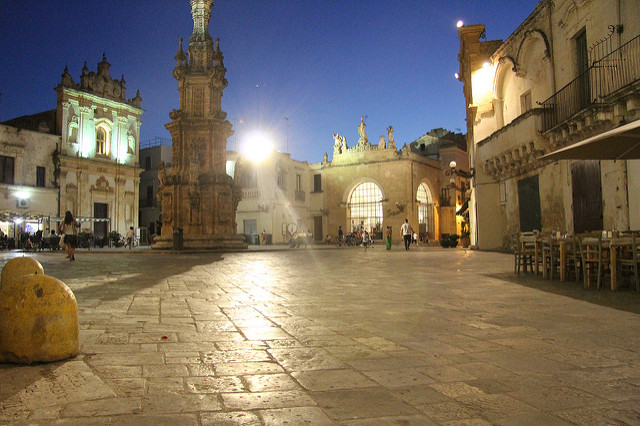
[[228, 121, 468, 245], [2, 55, 143, 242], [458, 0, 640, 250]]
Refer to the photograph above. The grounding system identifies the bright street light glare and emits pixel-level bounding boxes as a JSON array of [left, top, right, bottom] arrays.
[[242, 131, 273, 163]]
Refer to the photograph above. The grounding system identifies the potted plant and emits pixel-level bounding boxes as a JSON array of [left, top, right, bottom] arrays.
[[440, 233, 460, 248], [108, 231, 122, 247], [77, 231, 93, 249], [460, 231, 471, 248]]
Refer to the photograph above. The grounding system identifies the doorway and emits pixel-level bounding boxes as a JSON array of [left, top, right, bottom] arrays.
[[313, 216, 322, 241], [518, 175, 542, 232], [572, 160, 602, 233], [94, 203, 108, 239]]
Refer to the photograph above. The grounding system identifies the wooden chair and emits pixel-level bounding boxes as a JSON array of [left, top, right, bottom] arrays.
[[514, 232, 536, 274], [578, 233, 605, 289], [617, 233, 640, 291], [564, 234, 582, 282], [541, 234, 560, 280]]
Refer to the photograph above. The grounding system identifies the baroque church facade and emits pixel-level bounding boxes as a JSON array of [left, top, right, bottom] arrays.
[[1, 56, 143, 241]]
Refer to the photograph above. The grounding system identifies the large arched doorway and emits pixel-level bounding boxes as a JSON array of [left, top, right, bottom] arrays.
[[417, 183, 435, 241], [348, 181, 383, 236]]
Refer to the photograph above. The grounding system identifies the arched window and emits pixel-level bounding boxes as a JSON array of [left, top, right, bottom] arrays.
[[96, 126, 110, 156], [348, 181, 383, 233], [417, 183, 435, 239]]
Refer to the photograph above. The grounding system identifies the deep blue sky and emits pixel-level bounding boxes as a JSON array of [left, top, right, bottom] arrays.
[[0, 1, 539, 163]]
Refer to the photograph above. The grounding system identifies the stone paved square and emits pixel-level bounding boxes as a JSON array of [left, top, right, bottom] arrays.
[[1, 247, 640, 424]]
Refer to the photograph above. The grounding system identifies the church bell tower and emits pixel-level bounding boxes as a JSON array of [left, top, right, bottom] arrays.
[[154, 0, 245, 250]]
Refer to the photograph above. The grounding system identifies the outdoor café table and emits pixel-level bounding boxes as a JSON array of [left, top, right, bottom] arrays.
[[581, 236, 633, 290]]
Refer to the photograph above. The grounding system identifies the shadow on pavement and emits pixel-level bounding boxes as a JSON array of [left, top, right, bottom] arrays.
[[487, 271, 640, 315]]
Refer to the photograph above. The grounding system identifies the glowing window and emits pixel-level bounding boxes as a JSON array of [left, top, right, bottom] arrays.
[[348, 181, 383, 233], [96, 126, 110, 156]]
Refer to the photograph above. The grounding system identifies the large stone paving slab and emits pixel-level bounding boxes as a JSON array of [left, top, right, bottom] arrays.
[[0, 248, 639, 424]]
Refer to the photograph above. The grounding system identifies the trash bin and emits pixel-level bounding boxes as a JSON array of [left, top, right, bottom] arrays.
[[173, 227, 183, 250]]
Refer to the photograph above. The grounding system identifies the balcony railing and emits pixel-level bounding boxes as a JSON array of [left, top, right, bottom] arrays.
[[541, 33, 640, 132], [242, 188, 260, 199]]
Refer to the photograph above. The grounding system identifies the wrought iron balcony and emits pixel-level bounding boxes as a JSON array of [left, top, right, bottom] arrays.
[[541, 33, 640, 132]]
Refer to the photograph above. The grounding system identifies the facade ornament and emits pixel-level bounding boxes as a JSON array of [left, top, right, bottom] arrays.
[[378, 135, 386, 149], [387, 126, 396, 149], [332, 133, 342, 155], [323, 152, 328, 163], [341, 135, 348, 152]]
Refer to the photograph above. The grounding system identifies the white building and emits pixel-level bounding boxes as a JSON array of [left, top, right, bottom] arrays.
[[2, 55, 143, 242]]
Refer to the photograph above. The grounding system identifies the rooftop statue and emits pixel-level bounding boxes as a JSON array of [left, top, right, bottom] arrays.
[[358, 116, 368, 146], [387, 126, 396, 149]]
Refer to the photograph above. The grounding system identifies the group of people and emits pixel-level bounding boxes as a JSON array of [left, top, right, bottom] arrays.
[[334, 219, 421, 251]]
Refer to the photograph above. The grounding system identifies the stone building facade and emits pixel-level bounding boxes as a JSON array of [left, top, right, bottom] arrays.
[[458, 0, 640, 250], [229, 151, 322, 244], [139, 138, 172, 237], [2, 56, 143, 240], [321, 122, 456, 243], [228, 119, 466, 247]]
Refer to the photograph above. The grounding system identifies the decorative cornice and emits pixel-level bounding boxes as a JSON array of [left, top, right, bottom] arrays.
[[482, 141, 544, 181]]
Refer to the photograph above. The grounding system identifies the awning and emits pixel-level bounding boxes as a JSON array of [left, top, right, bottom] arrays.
[[456, 200, 469, 216], [541, 119, 640, 161]]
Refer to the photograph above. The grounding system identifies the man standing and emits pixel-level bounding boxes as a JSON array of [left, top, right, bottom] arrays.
[[400, 219, 412, 251]]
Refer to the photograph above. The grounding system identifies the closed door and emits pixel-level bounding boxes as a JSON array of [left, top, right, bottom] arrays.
[[572, 160, 602, 233], [313, 216, 322, 241], [518, 175, 542, 232]]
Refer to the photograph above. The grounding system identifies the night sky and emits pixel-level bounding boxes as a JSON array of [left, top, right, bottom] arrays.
[[0, 1, 539, 163]]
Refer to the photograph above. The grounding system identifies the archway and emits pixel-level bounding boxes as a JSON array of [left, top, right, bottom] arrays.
[[347, 181, 383, 236], [417, 183, 435, 241]]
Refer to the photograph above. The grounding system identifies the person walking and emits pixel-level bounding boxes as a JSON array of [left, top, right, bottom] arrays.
[[58, 210, 80, 261], [125, 226, 135, 249], [400, 219, 412, 251], [385, 226, 392, 250], [338, 226, 344, 246]]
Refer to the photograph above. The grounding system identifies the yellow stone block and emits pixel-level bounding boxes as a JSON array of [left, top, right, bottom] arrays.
[[1, 257, 45, 287], [0, 273, 79, 364]]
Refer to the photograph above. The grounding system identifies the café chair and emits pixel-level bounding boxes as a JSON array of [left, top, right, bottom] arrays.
[[578, 233, 605, 290], [564, 234, 582, 282], [617, 233, 640, 291], [541, 234, 560, 280], [513, 232, 535, 274]]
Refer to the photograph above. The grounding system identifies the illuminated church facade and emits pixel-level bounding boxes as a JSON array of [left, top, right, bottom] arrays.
[[1, 56, 143, 240]]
